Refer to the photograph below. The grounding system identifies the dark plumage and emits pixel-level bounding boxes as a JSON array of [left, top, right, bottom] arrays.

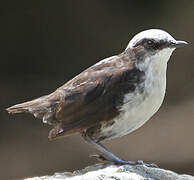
[[7, 47, 145, 141]]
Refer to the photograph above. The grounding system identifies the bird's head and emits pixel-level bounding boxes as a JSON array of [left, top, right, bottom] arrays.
[[126, 29, 188, 63]]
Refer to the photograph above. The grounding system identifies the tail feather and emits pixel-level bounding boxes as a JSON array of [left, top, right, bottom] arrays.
[[6, 94, 59, 125], [6, 99, 40, 114], [6, 104, 28, 113], [6, 94, 48, 113]]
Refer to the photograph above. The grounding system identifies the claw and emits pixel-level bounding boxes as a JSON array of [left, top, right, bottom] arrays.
[[90, 154, 158, 168], [136, 160, 144, 165], [145, 163, 158, 168], [136, 160, 158, 168]]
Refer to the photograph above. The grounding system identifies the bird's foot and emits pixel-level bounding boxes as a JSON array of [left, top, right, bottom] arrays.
[[133, 160, 158, 168], [90, 154, 158, 168]]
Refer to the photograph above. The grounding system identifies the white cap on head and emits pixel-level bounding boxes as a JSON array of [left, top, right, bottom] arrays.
[[126, 29, 176, 49]]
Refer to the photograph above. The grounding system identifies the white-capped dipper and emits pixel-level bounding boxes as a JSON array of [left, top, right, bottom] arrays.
[[7, 29, 188, 167]]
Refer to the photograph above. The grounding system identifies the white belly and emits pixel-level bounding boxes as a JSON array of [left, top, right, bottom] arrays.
[[99, 50, 170, 140], [100, 87, 166, 140], [108, 87, 165, 139]]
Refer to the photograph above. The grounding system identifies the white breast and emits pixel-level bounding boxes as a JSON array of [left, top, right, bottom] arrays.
[[99, 48, 174, 140]]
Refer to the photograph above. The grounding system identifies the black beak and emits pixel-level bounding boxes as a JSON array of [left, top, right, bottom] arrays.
[[170, 40, 188, 48]]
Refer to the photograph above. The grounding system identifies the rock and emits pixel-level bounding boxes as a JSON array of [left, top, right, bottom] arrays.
[[25, 164, 194, 180]]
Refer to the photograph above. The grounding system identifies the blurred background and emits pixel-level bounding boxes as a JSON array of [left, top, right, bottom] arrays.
[[0, 0, 194, 179]]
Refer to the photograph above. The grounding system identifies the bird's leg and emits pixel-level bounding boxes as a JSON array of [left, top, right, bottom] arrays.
[[83, 133, 157, 167]]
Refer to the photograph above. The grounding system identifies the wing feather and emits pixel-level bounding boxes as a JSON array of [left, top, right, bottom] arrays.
[[7, 50, 144, 140], [49, 53, 143, 139]]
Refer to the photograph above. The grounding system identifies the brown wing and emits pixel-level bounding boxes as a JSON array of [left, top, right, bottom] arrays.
[[7, 50, 144, 140], [48, 53, 144, 139]]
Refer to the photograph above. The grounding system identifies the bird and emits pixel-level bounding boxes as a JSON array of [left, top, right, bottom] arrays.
[[7, 29, 188, 167]]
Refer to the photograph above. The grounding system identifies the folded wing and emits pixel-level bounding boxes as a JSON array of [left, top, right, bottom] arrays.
[[7, 52, 143, 140]]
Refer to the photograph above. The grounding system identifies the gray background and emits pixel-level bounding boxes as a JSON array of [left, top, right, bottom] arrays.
[[1, 1, 194, 179]]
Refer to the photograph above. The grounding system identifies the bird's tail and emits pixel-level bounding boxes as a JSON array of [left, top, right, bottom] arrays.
[[6, 95, 49, 115], [6, 100, 37, 114], [6, 94, 60, 125]]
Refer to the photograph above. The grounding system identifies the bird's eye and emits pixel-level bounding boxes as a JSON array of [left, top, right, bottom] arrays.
[[147, 40, 154, 45]]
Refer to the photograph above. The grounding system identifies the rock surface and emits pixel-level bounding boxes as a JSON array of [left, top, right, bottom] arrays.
[[25, 164, 194, 180]]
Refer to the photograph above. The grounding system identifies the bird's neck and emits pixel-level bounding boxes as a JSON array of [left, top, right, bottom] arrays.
[[136, 48, 174, 74], [136, 48, 174, 94]]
